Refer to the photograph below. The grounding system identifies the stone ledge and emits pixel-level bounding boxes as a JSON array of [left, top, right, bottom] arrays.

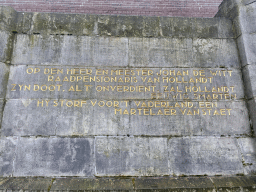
[[0, 176, 255, 191], [0, 6, 234, 39]]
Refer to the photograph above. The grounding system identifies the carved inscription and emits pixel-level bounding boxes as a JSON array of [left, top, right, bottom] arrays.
[[9, 67, 242, 116]]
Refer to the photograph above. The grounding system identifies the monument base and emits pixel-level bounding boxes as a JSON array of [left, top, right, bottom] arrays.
[[0, 176, 256, 191]]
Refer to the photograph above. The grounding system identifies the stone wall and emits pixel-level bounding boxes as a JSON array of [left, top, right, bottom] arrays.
[[0, 0, 222, 18], [0, 0, 256, 179]]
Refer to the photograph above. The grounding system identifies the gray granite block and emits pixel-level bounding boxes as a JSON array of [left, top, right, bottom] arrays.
[[13, 137, 94, 177], [1, 100, 250, 137], [95, 137, 168, 176], [168, 137, 244, 176]]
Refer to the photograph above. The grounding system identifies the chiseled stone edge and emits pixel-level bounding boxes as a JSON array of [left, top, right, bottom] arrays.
[[0, 176, 255, 191]]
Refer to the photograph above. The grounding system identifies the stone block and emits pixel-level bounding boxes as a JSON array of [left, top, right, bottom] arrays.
[[129, 38, 239, 68], [0, 177, 52, 190], [0, 31, 12, 63], [95, 137, 168, 176], [130, 101, 250, 136], [0, 63, 9, 98], [168, 137, 244, 176], [51, 178, 133, 191], [1, 99, 130, 136], [0, 137, 17, 176], [1, 100, 250, 137], [211, 176, 256, 190], [237, 33, 256, 66], [237, 138, 256, 174], [13, 137, 94, 176], [6, 66, 244, 100], [248, 99, 256, 134], [11, 35, 129, 67], [242, 65, 256, 99], [134, 177, 215, 190], [0, 6, 17, 32]]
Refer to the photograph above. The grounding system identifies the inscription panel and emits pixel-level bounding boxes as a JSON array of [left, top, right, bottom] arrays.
[[7, 66, 244, 100], [2, 64, 249, 136]]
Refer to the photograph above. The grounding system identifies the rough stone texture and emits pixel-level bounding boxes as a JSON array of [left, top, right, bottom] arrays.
[[248, 99, 256, 134], [242, 65, 256, 99], [0, 177, 52, 190], [13, 12, 234, 38], [134, 177, 215, 190], [0, 63, 9, 99], [0, 137, 17, 176], [237, 34, 256, 66], [11, 35, 240, 68], [0, 176, 255, 191], [168, 137, 244, 176], [95, 137, 168, 176], [237, 138, 256, 175], [12, 137, 94, 177], [1, 100, 250, 137], [50, 178, 133, 191]]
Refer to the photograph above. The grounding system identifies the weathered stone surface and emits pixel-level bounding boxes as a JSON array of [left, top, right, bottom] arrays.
[[242, 65, 256, 99], [0, 177, 52, 190], [1, 100, 250, 137], [130, 101, 250, 136], [0, 6, 17, 32], [51, 178, 133, 190], [11, 35, 239, 68], [168, 137, 244, 176], [248, 99, 256, 134], [95, 137, 168, 176], [237, 34, 256, 66], [13, 137, 94, 176], [12, 35, 129, 67], [129, 38, 239, 68], [0, 137, 17, 176], [6, 66, 244, 100], [0, 31, 12, 63], [0, 63, 9, 98], [237, 138, 256, 175], [14, 11, 234, 38], [1, 99, 130, 136], [0, 99, 4, 126], [211, 176, 256, 190], [134, 177, 215, 190]]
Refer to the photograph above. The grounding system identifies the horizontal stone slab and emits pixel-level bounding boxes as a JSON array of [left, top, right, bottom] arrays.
[[0, 63, 9, 98], [95, 136, 244, 176], [95, 137, 168, 176], [11, 35, 240, 68], [0, 136, 251, 177], [15, 11, 234, 38], [0, 177, 52, 190], [7, 66, 244, 100], [168, 137, 244, 176], [0, 176, 255, 191], [10, 137, 94, 177], [1, 100, 250, 136]]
